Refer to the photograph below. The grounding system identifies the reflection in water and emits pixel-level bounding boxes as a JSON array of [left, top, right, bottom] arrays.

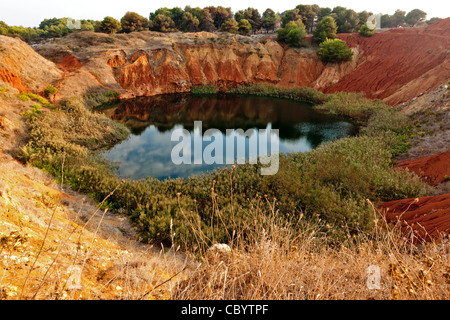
[[100, 94, 355, 180]]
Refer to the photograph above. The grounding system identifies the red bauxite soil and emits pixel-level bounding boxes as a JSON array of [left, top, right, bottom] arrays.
[[57, 54, 84, 72], [325, 18, 450, 105], [378, 152, 450, 242]]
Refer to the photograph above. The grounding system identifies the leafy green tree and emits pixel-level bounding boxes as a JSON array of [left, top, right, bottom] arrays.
[[392, 9, 406, 26], [318, 7, 332, 21], [342, 9, 359, 32], [405, 9, 427, 26], [205, 6, 232, 29], [77, 20, 95, 32], [285, 26, 305, 47], [277, 20, 306, 47], [149, 8, 172, 21], [37, 18, 71, 38], [199, 9, 216, 32], [184, 6, 203, 25], [238, 19, 252, 35], [121, 11, 148, 33], [234, 10, 245, 22], [181, 12, 199, 32], [170, 7, 185, 29], [280, 9, 301, 28], [331, 6, 360, 33], [234, 8, 261, 33], [358, 11, 371, 29], [313, 16, 337, 44], [39, 18, 61, 30], [296, 4, 320, 32], [149, 14, 176, 32], [261, 9, 277, 33], [0, 21, 8, 35], [99, 16, 122, 34], [221, 18, 238, 33], [317, 38, 353, 62], [381, 14, 392, 28]]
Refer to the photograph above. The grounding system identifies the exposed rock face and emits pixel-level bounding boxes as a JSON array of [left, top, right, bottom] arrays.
[[31, 31, 360, 101], [0, 36, 62, 93], [3, 18, 449, 104]]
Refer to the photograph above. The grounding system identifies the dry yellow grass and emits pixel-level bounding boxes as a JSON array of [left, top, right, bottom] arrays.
[[172, 201, 450, 300], [0, 127, 189, 300]]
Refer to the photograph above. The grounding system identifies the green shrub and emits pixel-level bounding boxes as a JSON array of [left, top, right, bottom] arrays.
[[21, 104, 42, 118], [359, 24, 375, 37], [227, 83, 329, 105], [190, 84, 218, 95], [315, 92, 387, 121], [313, 16, 337, 44], [18, 92, 31, 102], [317, 39, 354, 63], [238, 19, 252, 35]]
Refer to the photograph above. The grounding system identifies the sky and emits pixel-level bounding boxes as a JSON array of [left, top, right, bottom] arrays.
[[1, 0, 449, 28]]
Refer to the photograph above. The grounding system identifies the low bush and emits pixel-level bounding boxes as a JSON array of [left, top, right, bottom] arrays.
[[44, 85, 57, 98], [17, 91, 56, 109], [227, 83, 329, 105], [190, 84, 218, 95]]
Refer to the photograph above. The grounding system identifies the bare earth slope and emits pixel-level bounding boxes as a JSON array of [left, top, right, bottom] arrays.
[[327, 18, 450, 105], [28, 18, 449, 105], [0, 36, 62, 93]]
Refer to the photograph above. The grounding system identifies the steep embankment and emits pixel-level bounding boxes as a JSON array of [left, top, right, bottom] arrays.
[[0, 36, 62, 93], [378, 194, 450, 242], [0, 87, 189, 299], [29, 18, 449, 105]]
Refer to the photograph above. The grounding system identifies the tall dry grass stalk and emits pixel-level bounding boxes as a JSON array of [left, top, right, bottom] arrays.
[[170, 191, 450, 300]]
